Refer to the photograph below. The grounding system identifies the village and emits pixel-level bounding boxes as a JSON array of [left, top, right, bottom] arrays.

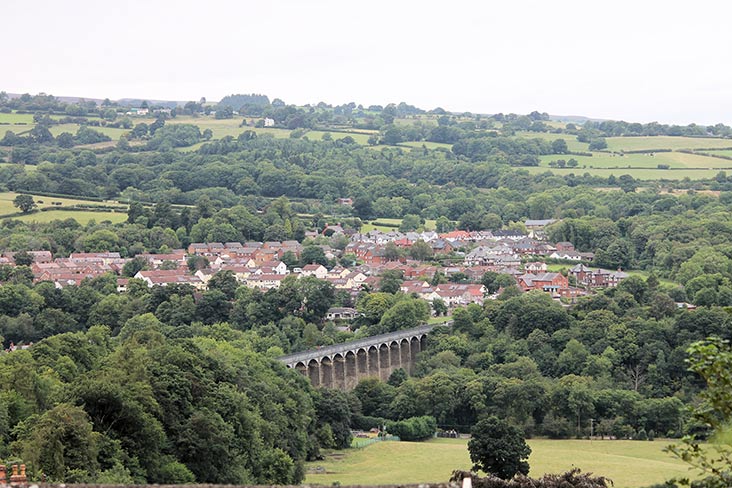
[[0, 220, 630, 317]]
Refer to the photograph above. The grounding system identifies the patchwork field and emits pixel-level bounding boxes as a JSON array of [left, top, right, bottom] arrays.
[[305, 438, 692, 488]]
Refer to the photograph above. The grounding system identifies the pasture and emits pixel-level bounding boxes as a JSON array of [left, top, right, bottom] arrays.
[[400, 140, 453, 150], [163, 116, 254, 139], [523, 165, 725, 181], [605, 136, 732, 152], [704, 149, 732, 158], [0, 112, 35, 124], [513, 131, 589, 153], [10, 210, 128, 225], [539, 151, 732, 170], [0, 192, 127, 225], [48, 123, 130, 140], [302, 130, 372, 145], [304, 438, 692, 488]]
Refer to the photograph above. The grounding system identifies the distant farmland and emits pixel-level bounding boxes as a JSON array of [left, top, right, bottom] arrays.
[[4, 108, 732, 182]]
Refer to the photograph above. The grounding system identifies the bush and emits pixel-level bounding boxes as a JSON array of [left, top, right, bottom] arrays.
[[451, 468, 611, 488], [351, 414, 386, 431], [386, 415, 437, 441]]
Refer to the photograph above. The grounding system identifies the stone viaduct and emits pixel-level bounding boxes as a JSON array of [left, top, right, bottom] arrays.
[[279, 324, 444, 390]]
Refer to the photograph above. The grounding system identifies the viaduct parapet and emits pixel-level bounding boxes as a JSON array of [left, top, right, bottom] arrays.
[[279, 324, 446, 390]]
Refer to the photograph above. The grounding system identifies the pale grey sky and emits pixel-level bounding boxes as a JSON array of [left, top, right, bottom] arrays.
[[6, 0, 732, 124]]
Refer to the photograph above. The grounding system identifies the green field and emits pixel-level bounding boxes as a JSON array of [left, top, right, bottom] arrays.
[[10, 210, 128, 225], [305, 438, 692, 488], [162, 117, 378, 144], [704, 149, 732, 158], [524, 165, 725, 181], [0, 192, 128, 225], [514, 131, 589, 153], [164, 116, 253, 138], [48, 123, 130, 140], [540, 151, 732, 170], [605, 136, 732, 152], [303, 130, 372, 145], [400, 140, 453, 150], [0, 112, 35, 124]]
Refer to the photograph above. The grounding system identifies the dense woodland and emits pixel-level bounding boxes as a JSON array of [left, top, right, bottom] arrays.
[[1, 92, 732, 483]]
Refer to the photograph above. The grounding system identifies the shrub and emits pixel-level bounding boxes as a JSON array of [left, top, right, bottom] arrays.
[[451, 468, 611, 488], [386, 415, 437, 441]]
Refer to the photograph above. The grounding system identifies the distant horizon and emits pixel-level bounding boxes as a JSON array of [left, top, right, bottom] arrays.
[[6, 89, 722, 127], [8, 0, 732, 127]]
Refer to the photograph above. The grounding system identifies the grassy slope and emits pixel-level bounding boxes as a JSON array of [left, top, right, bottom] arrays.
[[305, 438, 691, 488]]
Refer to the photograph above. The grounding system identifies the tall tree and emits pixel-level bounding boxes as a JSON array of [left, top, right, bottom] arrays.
[[13, 194, 36, 213], [468, 416, 531, 479]]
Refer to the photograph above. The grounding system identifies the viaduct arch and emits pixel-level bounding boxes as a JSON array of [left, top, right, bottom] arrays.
[[280, 324, 443, 390]]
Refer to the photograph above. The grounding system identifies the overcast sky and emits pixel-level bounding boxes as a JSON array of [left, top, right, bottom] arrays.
[[6, 0, 732, 124]]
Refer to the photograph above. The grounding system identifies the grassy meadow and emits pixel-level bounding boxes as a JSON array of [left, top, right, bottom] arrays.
[[540, 151, 732, 170], [605, 136, 732, 152], [11, 209, 128, 225], [514, 131, 590, 153], [523, 165, 725, 181], [400, 140, 453, 150], [305, 438, 692, 488], [0, 191, 127, 224], [0, 112, 35, 124], [48, 123, 130, 139]]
